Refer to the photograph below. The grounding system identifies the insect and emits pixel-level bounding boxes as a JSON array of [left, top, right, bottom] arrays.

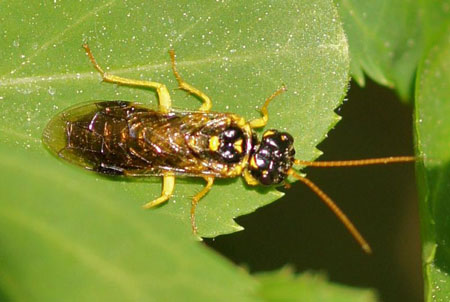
[[43, 44, 415, 253]]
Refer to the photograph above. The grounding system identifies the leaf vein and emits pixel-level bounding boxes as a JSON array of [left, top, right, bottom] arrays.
[[6, 0, 117, 77]]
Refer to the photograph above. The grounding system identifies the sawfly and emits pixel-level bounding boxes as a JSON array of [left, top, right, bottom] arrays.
[[43, 44, 415, 253]]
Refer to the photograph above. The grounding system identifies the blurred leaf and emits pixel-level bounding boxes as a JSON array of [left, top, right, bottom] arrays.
[[256, 267, 378, 302], [0, 1, 349, 300], [336, 0, 450, 99], [415, 25, 450, 302]]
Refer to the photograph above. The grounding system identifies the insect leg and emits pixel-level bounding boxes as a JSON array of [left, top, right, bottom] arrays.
[[242, 169, 259, 186], [249, 86, 286, 129], [82, 44, 172, 113], [169, 50, 212, 112], [142, 173, 175, 209], [191, 176, 215, 234]]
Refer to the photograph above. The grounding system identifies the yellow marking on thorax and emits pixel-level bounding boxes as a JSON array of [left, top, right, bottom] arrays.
[[234, 138, 243, 153], [209, 136, 220, 151]]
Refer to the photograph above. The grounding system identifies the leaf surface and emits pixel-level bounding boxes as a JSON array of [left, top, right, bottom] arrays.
[[0, 1, 349, 300], [0, 0, 349, 237], [415, 24, 450, 302], [336, 0, 450, 99], [256, 268, 378, 302]]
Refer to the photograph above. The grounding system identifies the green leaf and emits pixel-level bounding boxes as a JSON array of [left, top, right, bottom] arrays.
[[256, 267, 378, 302], [0, 144, 257, 302], [336, 0, 450, 99], [0, 1, 349, 300], [0, 0, 348, 237], [415, 25, 450, 302]]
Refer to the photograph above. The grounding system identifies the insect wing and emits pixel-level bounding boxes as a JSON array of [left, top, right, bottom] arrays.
[[43, 101, 142, 174], [44, 101, 252, 178], [44, 102, 100, 171]]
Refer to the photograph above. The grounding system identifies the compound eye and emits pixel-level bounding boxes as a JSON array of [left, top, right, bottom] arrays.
[[259, 170, 273, 186], [265, 136, 280, 149], [263, 131, 294, 153], [280, 132, 294, 144], [254, 152, 270, 169]]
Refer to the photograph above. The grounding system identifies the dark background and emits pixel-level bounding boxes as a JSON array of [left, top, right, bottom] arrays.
[[206, 79, 422, 302]]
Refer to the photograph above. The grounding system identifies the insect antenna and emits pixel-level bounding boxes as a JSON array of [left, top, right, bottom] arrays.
[[294, 156, 415, 167], [288, 156, 415, 253], [287, 168, 372, 254]]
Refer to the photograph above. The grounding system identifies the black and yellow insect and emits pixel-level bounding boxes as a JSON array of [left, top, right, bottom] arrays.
[[43, 45, 414, 253]]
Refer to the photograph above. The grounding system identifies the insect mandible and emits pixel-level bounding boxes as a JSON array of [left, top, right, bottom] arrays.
[[43, 44, 415, 253]]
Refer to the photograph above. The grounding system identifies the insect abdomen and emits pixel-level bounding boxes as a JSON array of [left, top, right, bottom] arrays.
[[43, 101, 150, 174]]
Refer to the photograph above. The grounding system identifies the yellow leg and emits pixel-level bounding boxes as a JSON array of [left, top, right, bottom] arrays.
[[169, 49, 212, 112], [191, 176, 215, 234], [142, 173, 175, 209], [249, 85, 286, 129], [82, 44, 172, 113], [242, 169, 259, 186]]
